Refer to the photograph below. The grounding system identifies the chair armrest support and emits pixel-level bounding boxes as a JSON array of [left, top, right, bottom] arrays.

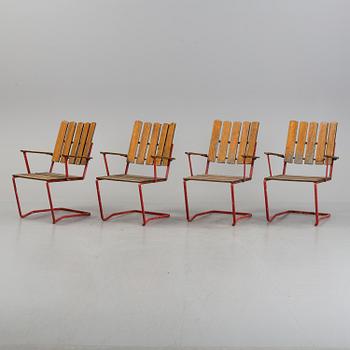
[[264, 152, 285, 158], [20, 150, 53, 156], [325, 155, 339, 161], [242, 155, 260, 160], [100, 152, 128, 176], [151, 155, 176, 161], [100, 151, 128, 158], [20, 150, 53, 174], [62, 154, 92, 161], [265, 152, 285, 177], [185, 151, 208, 157], [185, 151, 208, 176]]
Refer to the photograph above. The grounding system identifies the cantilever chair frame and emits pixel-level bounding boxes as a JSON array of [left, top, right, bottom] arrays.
[[263, 121, 339, 226], [12, 121, 96, 224], [96, 121, 176, 226], [183, 120, 260, 226]]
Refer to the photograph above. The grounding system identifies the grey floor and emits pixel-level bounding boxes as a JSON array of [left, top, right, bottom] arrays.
[[1, 200, 350, 350]]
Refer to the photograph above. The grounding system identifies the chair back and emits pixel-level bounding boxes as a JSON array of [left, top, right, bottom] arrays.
[[207, 120, 259, 164], [284, 121, 338, 165], [127, 121, 176, 166], [52, 121, 96, 165]]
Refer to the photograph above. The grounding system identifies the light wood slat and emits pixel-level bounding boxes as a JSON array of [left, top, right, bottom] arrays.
[[127, 120, 143, 163], [14, 172, 81, 181], [96, 174, 167, 183], [325, 122, 338, 165], [80, 122, 96, 165], [294, 121, 308, 164], [60, 122, 76, 163], [284, 120, 298, 163], [217, 121, 232, 163], [52, 121, 69, 162], [162, 123, 176, 165], [266, 175, 327, 182], [304, 122, 318, 164], [146, 123, 161, 165], [237, 121, 250, 164], [136, 122, 152, 164], [208, 120, 222, 162], [184, 174, 243, 183], [245, 121, 259, 164], [74, 123, 90, 165], [227, 122, 241, 164], [155, 123, 169, 165], [315, 122, 329, 164], [69, 122, 84, 164]]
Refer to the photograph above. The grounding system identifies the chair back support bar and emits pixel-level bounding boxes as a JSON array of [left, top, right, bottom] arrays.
[[284, 120, 338, 165], [207, 120, 259, 164], [127, 121, 176, 166], [52, 121, 96, 165]]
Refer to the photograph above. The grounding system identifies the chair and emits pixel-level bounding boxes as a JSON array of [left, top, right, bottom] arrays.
[[96, 120, 176, 226], [263, 120, 338, 226], [183, 120, 260, 226], [12, 121, 96, 224]]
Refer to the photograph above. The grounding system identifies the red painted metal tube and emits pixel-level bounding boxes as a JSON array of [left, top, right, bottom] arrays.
[[263, 179, 330, 226], [183, 180, 252, 226], [96, 179, 171, 226]]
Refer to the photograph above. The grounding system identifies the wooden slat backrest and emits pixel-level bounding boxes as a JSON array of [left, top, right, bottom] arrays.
[[127, 121, 176, 166], [161, 123, 176, 165], [136, 122, 152, 164], [294, 121, 308, 164], [325, 122, 338, 165], [237, 121, 251, 164], [244, 121, 260, 164], [207, 120, 259, 164], [146, 123, 161, 165], [227, 122, 241, 164], [80, 122, 96, 165], [208, 120, 222, 162], [52, 121, 96, 165], [284, 120, 298, 163], [127, 120, 143, 163], [284, 121, 338, 165], [304, 122, 318, 164], [217, 121, 232, 163]]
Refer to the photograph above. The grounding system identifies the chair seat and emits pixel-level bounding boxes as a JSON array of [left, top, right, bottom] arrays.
[[265, 175, 330, 183], [184, 174, 248, 183], [96, 174, 167, 183], [13, 172, 82, 181]]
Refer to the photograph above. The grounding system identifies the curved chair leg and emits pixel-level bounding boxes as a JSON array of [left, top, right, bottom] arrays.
[[183, 180, 252, 225], [230, 183, 237, 226], [12, 177, 90, 224], [264, 179, 330, 226], [96, 180, 170, 226]]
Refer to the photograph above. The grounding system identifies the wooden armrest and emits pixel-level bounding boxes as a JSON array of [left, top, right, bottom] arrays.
[[100, 151, 128, 158], [151, 155, 175, 161], [325, 155, 339, 160], [264, 152, 285, 158], [242, 155, 260, 160], [20, 150, 53, 156], [62, 154, 92, 160], [185, 151, 208, 157]]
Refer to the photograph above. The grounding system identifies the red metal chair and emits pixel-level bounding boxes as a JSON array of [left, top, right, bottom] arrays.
[[263, 120, 339, 226], [12, 121, 96, 224], [96, 121, 176, 226], [183, 120, 260, 226]]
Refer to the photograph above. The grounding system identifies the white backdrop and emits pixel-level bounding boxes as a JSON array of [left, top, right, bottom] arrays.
[[1, 0, 349, 213]]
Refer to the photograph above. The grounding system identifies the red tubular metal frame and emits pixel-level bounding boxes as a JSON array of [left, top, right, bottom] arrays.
[[263, 152, 338, 226], [183, 148, 258, 226], [96, 146, 174, 226], [12, 148, 93, 224]]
